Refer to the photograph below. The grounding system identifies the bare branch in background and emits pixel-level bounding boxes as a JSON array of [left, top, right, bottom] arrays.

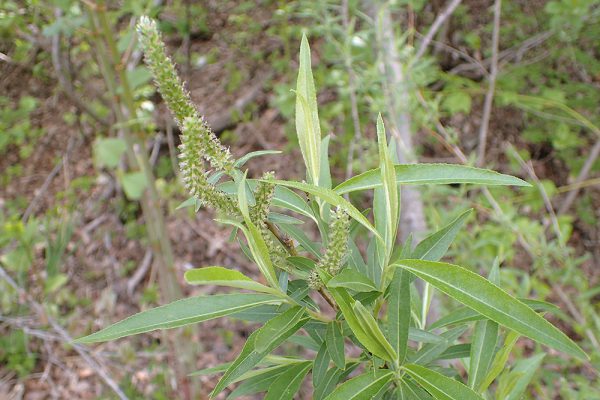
[[476, 0, 501, 167], [0, 263, 129, 400], [342, 0, 364, 187], [414, 0, 463, 61], [559, 138, 600, 215]]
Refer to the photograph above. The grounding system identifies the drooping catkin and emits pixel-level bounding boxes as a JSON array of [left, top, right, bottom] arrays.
[[137, 16, 234, 173], [250, 172, 291, 272], [318, 207, 350, 276]]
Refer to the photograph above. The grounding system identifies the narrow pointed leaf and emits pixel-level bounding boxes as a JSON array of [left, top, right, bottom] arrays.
[[184, 267, 282, 296], [394, 260, 586, 360], [403, 364, 483, 400], [295, 34, 321, 185], [503, 353, 545, 400], [265, 361, 312, 400], [328, 268, 378, 292], [335, 164, 531, 194], [255, 306, 307, 353], [411, 209, 472, 262], [211, 314, 308, 397], [387, 267, 410, 365], [468, 320, 499, 390], [410, 326, 467, 365], [313, 341, 330, 389], [267, 179, 382, 242], [323, 369, 394, 400], [326, 321, 346, 369], [352, 301, 398, 362], [77, 293, 281, 343], [429, 299, 559, 329]]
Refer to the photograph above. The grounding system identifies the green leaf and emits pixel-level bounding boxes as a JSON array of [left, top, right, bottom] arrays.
[[411, 209, 472, 262], [439, 344, 471, 360], [468, 263, 500, 391], [502, 353, 545, 400], [226, 364, 289, 399], [76, 293, 282, 343], [184, 267, 282, 296], [93, 137, 126, 168], [254, 306, 307, 353], [429, 299, 560, 329], [295, 34, 321, 186], [394, 260, 587, 360], [335, 164, 531, 194], [352, 301, 398, 362], [387, 267, 410, 365], [408, 328, 445, 344], [323, 369, 394, 400], [175, 196, 198, 210], [234, 150, 282, 168], [264, 361, 312, 400], [267, 179, 382, 243], [217, 218, 279, 289], [327, 268, 378, 292], [478, 330, 519, 392], [403, 364, 483, 400], [375, 114, 399, 264], [313, 342, 331, 389], [410, 326, 467, 365], [211, 311, 308, 397], [326, 321, 346, 369], [468, 320, 499, 391], [120, 171, 147, 200], [327, 286, 393, 362]]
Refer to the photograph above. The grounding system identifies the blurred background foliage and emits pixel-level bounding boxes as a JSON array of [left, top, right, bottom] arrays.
[[0, 0, 599, 398]]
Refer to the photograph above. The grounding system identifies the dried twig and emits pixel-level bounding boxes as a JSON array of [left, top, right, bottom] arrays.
[[476, 0, 501, 167], [414, 0, 463, 61], [0, 263, 129, 400], [127, 248, 153, 296], [558, 138, 600, 215], [342, 0, 364, 187], [50, 13, 110, 127]]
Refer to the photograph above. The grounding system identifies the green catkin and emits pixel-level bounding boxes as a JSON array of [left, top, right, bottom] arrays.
[[136, 16, 234, 173], [318, 207, 350, 276], [249, 172, 291, 272], [178, 118, 237, 214], [308, 270, 323, 290]]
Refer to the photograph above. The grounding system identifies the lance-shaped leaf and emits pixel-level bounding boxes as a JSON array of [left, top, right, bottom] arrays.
[[264, 361, 312, 400], [323, 369, 394, 400], [327, 268, 378, 293], [211, 310, 309, 397], [479, 330, 519, 392], [410, 326, 467, 365], [295, 34, 321, 186], [429, 299, 559, 329], [313, 342, 331, 389], [468, 261, 500, 391], [326, 321, 346, 369], [375, 114, 399, 263], [225, 364, 291, 399], [184, 267, 283, 296], [394, 260, 587, 360], [403, 364, 483, 400], [76, 293, 281, 343], [266, 179, 382, 243], [500, 353, 545, 400], [218, 217, 279, 289], [386, 267, 411, 365], [254, 306, 307, 353], [335, 164, 531, 194], [327, 286, 395, 362], [352, 301, 398, 362], [411, 209, 472, 262]]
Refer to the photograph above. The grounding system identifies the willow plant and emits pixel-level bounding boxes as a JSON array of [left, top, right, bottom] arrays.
[[78, 17, 587, 399]]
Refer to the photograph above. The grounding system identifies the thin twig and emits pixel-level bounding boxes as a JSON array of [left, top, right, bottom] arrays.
[[0, 263, 129, 400], [414, 0, 463, 61], [342, 0, 363, 189], [50, 13, 110, 127], [506, 143, 562, 242], [127, 249, 153, 296], [558, 138, 600, 215], [476, 0, 501, 167]]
